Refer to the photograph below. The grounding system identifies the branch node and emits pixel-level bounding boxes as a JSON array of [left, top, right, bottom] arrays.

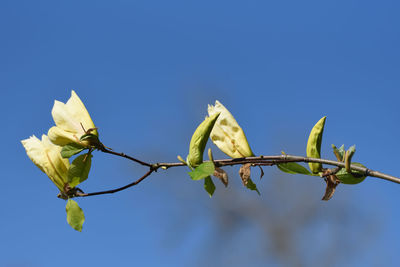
[[151, 163, 160, 172]]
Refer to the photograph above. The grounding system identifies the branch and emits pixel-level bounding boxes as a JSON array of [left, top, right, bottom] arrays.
[[155, 155, 400, 184], [75, 152, 400, 198], [76, 169, 154, 197], [99, 146, 152, 168]]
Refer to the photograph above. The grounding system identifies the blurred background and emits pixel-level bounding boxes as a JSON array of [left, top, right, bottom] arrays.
[[2, 0, 400, 266]]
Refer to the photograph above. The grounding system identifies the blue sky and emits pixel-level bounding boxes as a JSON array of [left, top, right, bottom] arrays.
[[2, 0, 400, 266]]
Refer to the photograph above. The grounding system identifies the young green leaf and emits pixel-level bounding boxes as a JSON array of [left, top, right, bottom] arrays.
[[306, 116, 326, 173], [66, 199, 85, 232], [188, 161, 215, 180], [337, 145, 345, 158], [204, 176, 216, 197], [187, 112, 220, 168], [336, 162, 367, 185], [332, 144, 345, 161], [246, 178, 260, 195], [61, 143, 85, 158], [80, 133, 98, 142], [68, 153, 92, 187], [277, 162, 313, 175], [344, 145, 356, 173], [79, 133, 101, 148]]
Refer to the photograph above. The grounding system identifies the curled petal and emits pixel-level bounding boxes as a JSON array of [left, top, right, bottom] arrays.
[[48, 126, 79, 146], [208, 101, 253, 158]]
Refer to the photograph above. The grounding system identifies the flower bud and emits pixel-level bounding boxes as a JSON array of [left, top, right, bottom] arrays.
[[187, 112, 220, 168], [207, 101, 254, 158], [306, 116, 326, 173]]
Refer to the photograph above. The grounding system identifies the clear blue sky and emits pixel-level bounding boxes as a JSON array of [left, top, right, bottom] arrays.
[[2, 0, 400, 266]]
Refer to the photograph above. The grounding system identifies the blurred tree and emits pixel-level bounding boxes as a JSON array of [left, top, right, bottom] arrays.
[[163, 168, 379, 267]]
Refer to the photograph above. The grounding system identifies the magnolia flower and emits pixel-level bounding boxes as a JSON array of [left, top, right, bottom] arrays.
[[21, 135, 70, 191], [48, 90, 97, 147], [208, 100, 254, 158]]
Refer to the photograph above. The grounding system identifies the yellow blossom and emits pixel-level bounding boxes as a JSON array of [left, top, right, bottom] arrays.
[[21, 135, 70, 191], [48, 90, 97, 147], [207, 100, 254, 158]]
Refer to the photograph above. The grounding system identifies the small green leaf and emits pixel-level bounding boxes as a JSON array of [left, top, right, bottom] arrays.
[[187, 112, 220, 167], [277, 162, 313, 175], [79, 133, 100, 147], [188, 161, 215, 180], [345, 145, 356, 173], [348, 145, 356, 153], [246, 178, 260, 195], [337, 145, 345, 157], [336, 162, 367, 185], [68, 154, 92, 187], [66, 199, 85, 232], [80, 133, 98, 142], [306, 116, 326, 173], [61, 143, 86, 158], [332, 144, 345, 161], [204, 176, 216, 197]]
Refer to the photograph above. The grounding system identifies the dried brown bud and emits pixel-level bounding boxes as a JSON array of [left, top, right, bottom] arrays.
[[239, 163, 252, 186], [322, 174, 340, 201], [213, 167, 229, 187]]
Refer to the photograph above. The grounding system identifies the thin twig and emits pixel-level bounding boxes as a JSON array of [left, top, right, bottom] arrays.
[[76, 169, 154, 197], [100, 146, 152, 167]]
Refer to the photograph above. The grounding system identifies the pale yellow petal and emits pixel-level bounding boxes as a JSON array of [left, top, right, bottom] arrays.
[[50, 91, 97, 138], [52, 100, 84, 134], [21, 135, 68, 191], [41, 135, 70, 175], [48, 126, 78, 146], [65, 91, 97, 135], [208, 100, 254, 158], [39, 135, 68, 190], [209, 123, 243, 158], [21, 135, 47, 173]]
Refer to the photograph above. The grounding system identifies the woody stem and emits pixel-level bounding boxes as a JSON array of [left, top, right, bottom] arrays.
[[77, 153, 400, 198]]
